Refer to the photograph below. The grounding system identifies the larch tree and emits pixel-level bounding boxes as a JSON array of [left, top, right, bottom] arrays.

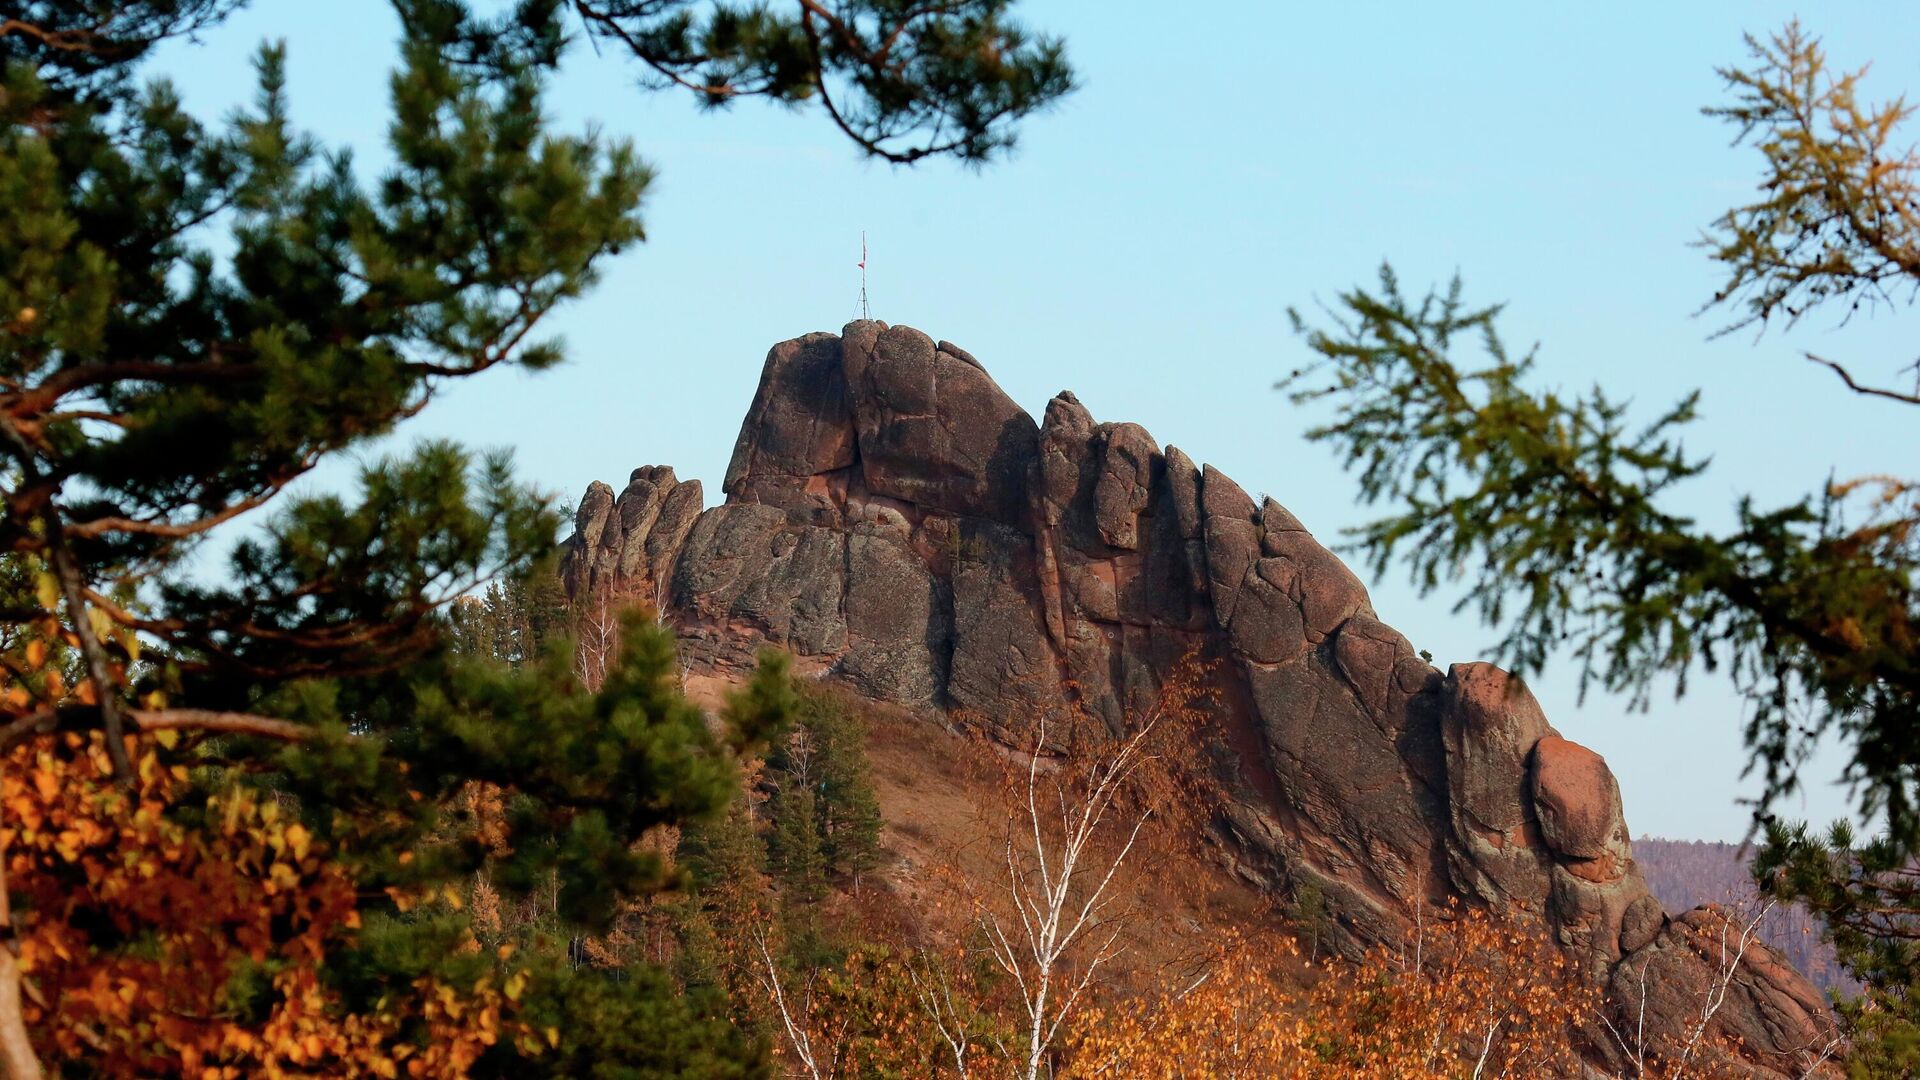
[[0, 0, 1071, 1075], [1282, 20, 1918, 1069]]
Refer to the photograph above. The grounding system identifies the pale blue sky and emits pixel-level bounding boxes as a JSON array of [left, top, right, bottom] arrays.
[[148, 3, 1918, 842]]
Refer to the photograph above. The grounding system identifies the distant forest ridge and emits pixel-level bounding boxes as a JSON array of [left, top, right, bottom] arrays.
[[1636, 838, 1856, 996]]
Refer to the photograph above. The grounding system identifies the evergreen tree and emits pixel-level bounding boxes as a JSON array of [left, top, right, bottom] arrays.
[[766, 688, 883, 886], [675, 794, 771, 990], [0, 1, 1066, 1073], [1282, 21, 1918, 1065], [1293, 878, 1328, 963], [681, 792, 769, 904], [766, 765, 829, 907], [450, 564, 569, 667], [795, 689, 884, 884]]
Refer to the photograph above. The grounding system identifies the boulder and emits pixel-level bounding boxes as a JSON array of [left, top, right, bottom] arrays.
[[1093, 423, 1158, 550], [723, 332, 855, 514], [1607, 907, 1838, 1078], [1533, 735, 1629, 864], [841, 321, 1038, 525]]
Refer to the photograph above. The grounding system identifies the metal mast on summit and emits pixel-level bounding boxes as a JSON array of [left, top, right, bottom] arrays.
[[857, 232, 870, 320]]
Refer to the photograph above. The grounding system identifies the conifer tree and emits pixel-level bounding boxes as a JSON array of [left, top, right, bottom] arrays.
[[0, 0, 1068, 1073], [791, 689, 883, 884], [675, 795, 772, 995], [1283, 21, 1919, 1065], [766, 766, 829, 907], [449, 566, 568, 667]]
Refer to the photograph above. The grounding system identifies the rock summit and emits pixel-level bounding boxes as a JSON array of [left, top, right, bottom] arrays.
[[564, 321, 1833, 1074]]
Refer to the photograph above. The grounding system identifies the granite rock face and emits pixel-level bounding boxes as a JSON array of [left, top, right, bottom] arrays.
[[563, 322, 1834, 1076]]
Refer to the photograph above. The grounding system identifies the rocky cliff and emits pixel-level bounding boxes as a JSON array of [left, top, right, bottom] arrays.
[[563, 321, 1834, 1075]]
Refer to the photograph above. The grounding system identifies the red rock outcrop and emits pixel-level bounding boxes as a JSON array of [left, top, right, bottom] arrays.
[[564, 321, 1836, 1076]]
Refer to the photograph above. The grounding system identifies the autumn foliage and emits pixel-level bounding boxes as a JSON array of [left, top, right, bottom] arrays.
[[3, 731, 527, 1077], [1064, 908, 1594, 1080]]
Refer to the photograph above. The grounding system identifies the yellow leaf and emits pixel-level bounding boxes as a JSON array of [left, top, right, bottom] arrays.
[[154, 729, 179, 750], [87, 608, 115, 648], [544, 1026, 560, 1048], [286, 823, 311, 861], [34, 573, 58, 612]]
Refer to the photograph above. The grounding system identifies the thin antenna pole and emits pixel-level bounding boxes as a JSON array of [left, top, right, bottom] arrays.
[[858, 231, 870, 320]]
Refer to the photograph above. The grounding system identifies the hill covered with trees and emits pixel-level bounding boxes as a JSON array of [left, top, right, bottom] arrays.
[[1636, 838, 1856, 996]]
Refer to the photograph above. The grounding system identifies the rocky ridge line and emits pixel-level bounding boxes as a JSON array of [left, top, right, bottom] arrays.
[[563, 321, 1833, 1075]]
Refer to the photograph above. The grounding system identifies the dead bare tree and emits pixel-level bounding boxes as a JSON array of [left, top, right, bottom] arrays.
[[979, 690, 1182, 1080], [572, 579, 620, 693], [905, 950, 983, 1080], [753, 924, 837, 1080], [1598, 897, 1837, 1080], [1675, 900, 1774, 1073]]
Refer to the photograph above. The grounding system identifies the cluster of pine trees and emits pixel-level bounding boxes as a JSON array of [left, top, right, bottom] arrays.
[[0, 0, 1067, 1074], [445, 571, 889, 1054]]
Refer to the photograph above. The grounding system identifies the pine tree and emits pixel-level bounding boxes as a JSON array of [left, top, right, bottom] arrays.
[[794, 689, 883, 886], [673, 792, 775, 1033], [766, 765, 829, 907], [764, 688, 883, 881], [0, 1, 1068, 1072], [450, 563, 569, 667], [1293, 878, 1328, 963], [677, 795, 772, 974]]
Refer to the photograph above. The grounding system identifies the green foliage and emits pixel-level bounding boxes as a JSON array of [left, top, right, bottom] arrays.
[[1282, 265, 1920, 825], [449, 564, 569, 667], [672, 797, 766, 997], [1283, 21, 1920, 1069], [1755, 820, 1920, 1073], [481, 957, 770, 1079], [2, 0, 1066, 1070], [1699, 22, 1920, 351], [764, 685, 883, 893], [803, 690, 885, 881], [566, 0, 1074, 163], [767, 776, 828, 905], [1292, 877, 1328, 962], [0, 2, 247, 99]]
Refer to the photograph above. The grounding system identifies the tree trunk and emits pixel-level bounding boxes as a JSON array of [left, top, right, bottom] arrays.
[[0, 854, 45, 1080]]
